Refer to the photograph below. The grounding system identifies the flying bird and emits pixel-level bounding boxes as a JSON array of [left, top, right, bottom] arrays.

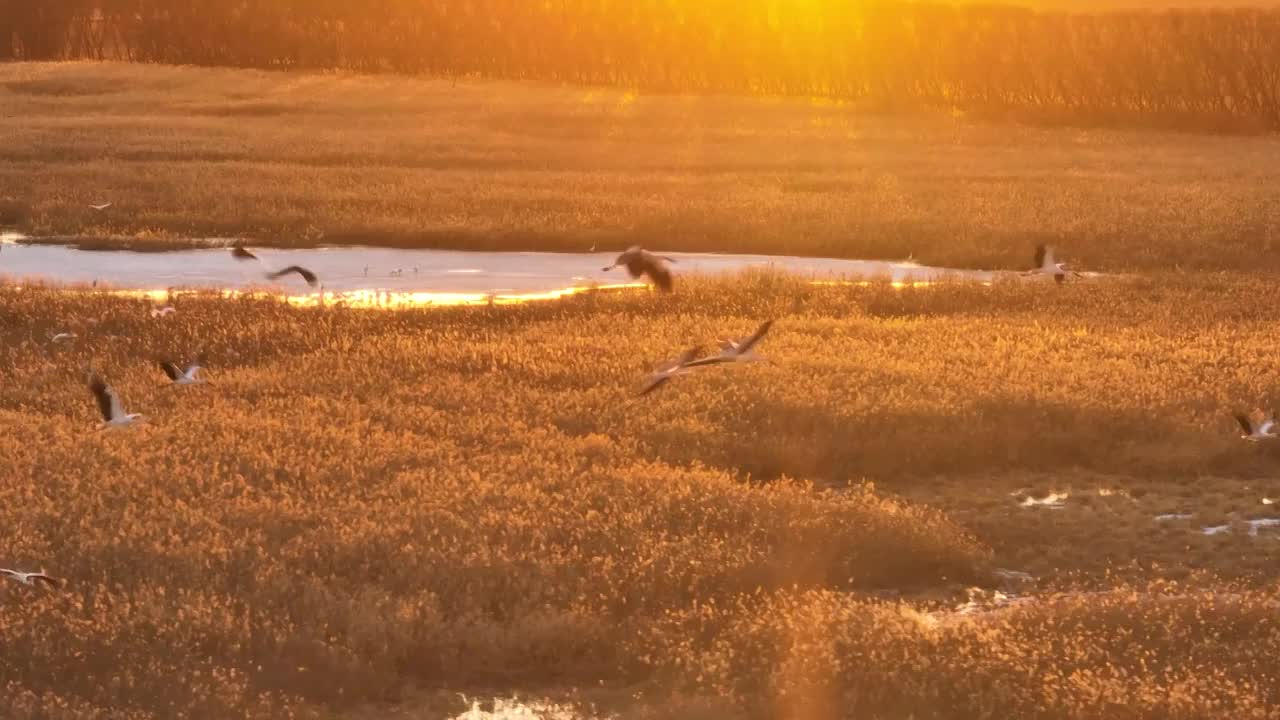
[[266, 265, 319, 287], [150, 305, 176, 318], [89, 375, 143, 428], [48, 331, 77, 343], [1234, 410, 1277, 441], [603, 246, 676, 293], [640, 347, 703, 396], [231, 245, 258, 261], [1023, 244, 1082, 284], [0, 569, 59, 589], [686, 320, 775, 368], [88, 202, 112, 212], [159, 357, 204, 385]]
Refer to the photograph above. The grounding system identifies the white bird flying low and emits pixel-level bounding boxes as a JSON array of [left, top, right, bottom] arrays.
[[49, 331, 77, 343], [1234, 410, 1277, 441], [150, 305, 177, 318], [0, 569, 59, 589], [685, 320, 775, 368], [89, 375, 143, 428], [88, 203, 112, 212], [1022, 244, 1082, 284], [603, 246, 676, 293], [266, 265, 319, 287], [159, 357, 204, 385], [640, 346, 703, 396]]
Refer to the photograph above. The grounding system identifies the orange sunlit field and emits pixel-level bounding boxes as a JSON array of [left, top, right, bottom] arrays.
[[7, 62, 1280, 273], [4, 275, 1280, 718], [5, 1, 1280, 719]]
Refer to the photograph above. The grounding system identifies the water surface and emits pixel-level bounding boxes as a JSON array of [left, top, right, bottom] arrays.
[[0, 237, 1016, 307]]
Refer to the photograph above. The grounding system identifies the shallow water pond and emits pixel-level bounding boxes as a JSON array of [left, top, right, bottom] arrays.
[[0, 237, 1000, 306]]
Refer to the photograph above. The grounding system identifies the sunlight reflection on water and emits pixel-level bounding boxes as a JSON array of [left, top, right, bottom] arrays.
[[0, 239, 1048, 310], [451, 697, 610, 720], [67, 278, 955, 310], [78, 283, 651, 309], [1019, 492, 1069, 509]]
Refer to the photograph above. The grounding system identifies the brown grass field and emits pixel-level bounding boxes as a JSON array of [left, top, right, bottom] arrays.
[[2, 273, 1280, 718], [6, 62, 1280, 272], [4, 59, 1280, 719]]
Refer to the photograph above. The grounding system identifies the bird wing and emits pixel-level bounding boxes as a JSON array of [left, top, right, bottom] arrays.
[[608, 248, 638, 270], [108, 387, 127, 420], [653, 346, 701, 374], [30, 574, 58, 588], [0, 569, 15, 579], [684, 356, 733, 369], [269, 266, 319, 286], [1038, 245, 1057, 270], [735, 320, 775, 355], [183, 361, 202, 380], [1234, 413, 1255, 435], [639, 375, 671, 396], [89, 377, 114, 421], [676, 346, 702, 367], [159, 361, 180, 381], [647, 264, 674, 293]]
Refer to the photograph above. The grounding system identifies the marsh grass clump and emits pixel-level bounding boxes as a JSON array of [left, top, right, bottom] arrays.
[[639, 585, 1280, 719]]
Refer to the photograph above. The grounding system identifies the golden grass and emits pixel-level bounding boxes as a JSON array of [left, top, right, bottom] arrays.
[[5, 62, 1280, 272], [642, 586, 1280, 719], [2, 273, 1279, 717]]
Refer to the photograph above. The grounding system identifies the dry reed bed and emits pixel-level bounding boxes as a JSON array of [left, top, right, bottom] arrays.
[[1, 274, 1277, 718], [6, 63, 1280, 271], [17, 1, 1280, 133], [644, 586, 1280, 719]]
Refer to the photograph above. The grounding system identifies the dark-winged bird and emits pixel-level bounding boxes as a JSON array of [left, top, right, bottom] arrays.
[[266, 266, 318, 287], [1023, 244, 1082, 284], [685, 320, 775, 368], [0, 569, 59, 589], [640, 346, 703, 396], [603, 246, 676, 293], [89, 375, 143, 428], [159, 356, 204, 385], [1234, 409, 1277, 441]]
